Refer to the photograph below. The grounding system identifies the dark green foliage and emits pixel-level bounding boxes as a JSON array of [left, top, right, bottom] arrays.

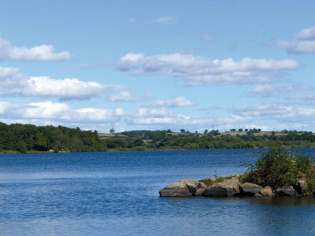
[[241, 147, 315, 193], [115, 130, 315, 150], [0, 123, 106, 153], [2, 123, 315, 153]]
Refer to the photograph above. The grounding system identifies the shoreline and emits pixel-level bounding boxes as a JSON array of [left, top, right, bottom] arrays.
[[1, 145, 315, 155]]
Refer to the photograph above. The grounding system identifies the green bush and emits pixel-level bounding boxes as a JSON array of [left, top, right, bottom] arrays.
[[241, 147, 315, 193]]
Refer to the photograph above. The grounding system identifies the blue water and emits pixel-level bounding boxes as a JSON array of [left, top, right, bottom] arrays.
[[1, 149, 315, 236]]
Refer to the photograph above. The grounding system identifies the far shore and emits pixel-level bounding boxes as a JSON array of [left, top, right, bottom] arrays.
[[0, 146, 315, 155]]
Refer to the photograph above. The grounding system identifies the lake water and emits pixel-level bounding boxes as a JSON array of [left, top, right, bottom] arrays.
[[1, 149, 315, 236]]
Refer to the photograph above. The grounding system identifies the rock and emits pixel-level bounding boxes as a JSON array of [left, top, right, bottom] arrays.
[[195, 186, 206, 196], [275, 186, 297, 196], [188, 181, 207, 196], [159, 179, 205, 197], [295, 179, 308, 195], [203, 177, 240, 197], [255, 186, 273, 198], [240, 182, 262, 196]]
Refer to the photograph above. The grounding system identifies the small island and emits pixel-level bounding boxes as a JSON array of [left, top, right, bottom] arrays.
[[160, 148, 315, 198]]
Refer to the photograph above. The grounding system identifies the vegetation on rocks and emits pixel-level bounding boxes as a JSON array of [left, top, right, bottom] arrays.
[[160, 147, 315, 198], [200, 176, 235, 186], [241, 147, 315, 194]]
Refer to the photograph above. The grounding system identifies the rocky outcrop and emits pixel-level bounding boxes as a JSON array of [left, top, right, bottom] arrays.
[[255, 186, 273, 198], [275, 186, 297, 196], [159, 179, 206, 197], [160, 178, 308, 199], [240, 182, 262, 196], [203, 177, 240, 197]]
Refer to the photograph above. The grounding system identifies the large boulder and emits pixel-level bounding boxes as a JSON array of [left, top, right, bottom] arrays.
[[159, 179, 206, 197], [255, 186, 273, 198], [240, 182, 262, 196], [203, 177, 240, 197], [275, 186, 297, 196], [295, 179, 308, 195]]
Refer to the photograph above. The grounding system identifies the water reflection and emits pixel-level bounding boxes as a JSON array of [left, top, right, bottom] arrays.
[[253, 197, 315, 206]]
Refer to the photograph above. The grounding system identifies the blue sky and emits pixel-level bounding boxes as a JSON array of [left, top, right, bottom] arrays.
[[1, 0, 315, 131]]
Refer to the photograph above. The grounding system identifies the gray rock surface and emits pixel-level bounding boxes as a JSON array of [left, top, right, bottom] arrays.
[[240, 182, 262, 196], [159, 179, 206, 197], [276, 186, 297, 196], [203, 177, 240, 197], [255, 186, 273, 198]]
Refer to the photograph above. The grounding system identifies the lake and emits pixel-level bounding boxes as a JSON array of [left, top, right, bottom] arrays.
[[1, 149, 315, 236]]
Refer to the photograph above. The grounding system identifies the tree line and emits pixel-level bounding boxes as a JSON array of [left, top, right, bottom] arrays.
[[0, 122, 105, 153], [1, 123, 315, 153]]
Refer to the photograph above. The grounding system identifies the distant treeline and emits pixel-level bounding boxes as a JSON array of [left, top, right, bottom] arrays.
[[1, 123, 315, 153], [103, 129, 315, 150], [0, 122, 105, 153]]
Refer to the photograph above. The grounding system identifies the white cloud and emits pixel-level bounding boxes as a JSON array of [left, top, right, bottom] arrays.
[[1, 101, 124, 125], [154, 16, 177, 25], [239, 104, 315, 120], [251, 83, 315, 101], [128, 107, 193, 126], [0, 37, 71, 61], [279, 26, 315, 53], [0, 66, 124, 100], [0, 101, 10, 114], [3, 99, 315, 131], [119, 53, 298, 85], [109, 91, 134, 102], [23, 101, 71, 119], [252, 84, 275, 96], [25, 76, 106, 99], [222, 104, 315, 131], [125, 106, 258, 131], [155, 96, 194, 107], [0, 66, 20, 78]]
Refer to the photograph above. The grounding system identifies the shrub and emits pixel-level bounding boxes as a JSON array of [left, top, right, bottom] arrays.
[[241, 147, 315, 193]]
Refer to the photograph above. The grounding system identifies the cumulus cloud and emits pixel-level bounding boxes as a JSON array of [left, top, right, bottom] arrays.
[[220, 104, 315, 131], [0, 101, 10, 114], [0, 37, 71, 61], [154, 16, 177, 25], [125, 106, 261, 131], [0, 66, 124, 100], [1, 101, 124, 125], [239, 104, 315, 120], [251, 83, 315, 102], [0, 67, 20, 78], [24, 76, 107, 99], [279, 26, 315, 53], [128, 107, 194, 126], [2, 99, 315, 131], [109, 91, 134, 102], [155, 96, 194, 107], [252, 84, 275, 96], [119, 53, 298, 85]]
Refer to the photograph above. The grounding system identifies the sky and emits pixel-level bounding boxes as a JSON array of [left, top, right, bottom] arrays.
[[1, 0, 315, 132]]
